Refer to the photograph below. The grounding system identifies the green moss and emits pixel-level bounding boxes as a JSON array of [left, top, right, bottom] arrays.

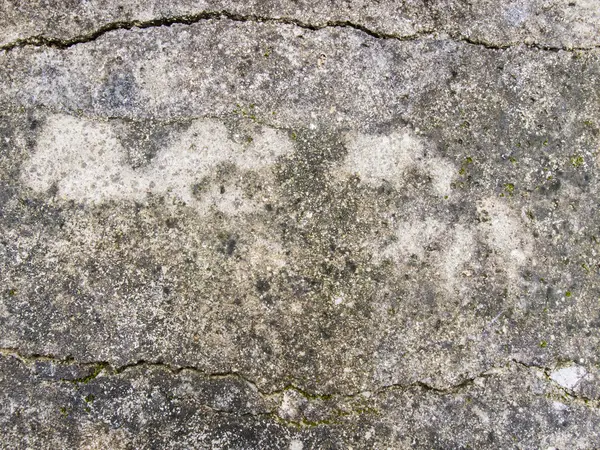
[[8, 288, 17, 296], [84, 394, 95, 403], [571, 155, 584, 168], [70, 363, 108, 384], [232, 104, 258, 121], [284, 385, 333, 401], [504, 183, 515, 194], [540, 340, 548, 348], [565, 291, 572, 298], [458, 156, 473, 177]]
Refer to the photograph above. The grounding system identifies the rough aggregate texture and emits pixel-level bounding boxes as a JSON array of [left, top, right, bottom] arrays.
[[1, 1, 600, 448]]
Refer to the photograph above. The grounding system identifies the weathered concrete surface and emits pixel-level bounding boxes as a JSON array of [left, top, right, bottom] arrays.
[[1, 1, 600, 448]]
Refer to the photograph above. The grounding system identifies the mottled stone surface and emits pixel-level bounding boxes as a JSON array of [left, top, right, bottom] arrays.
[[1, 1, 600, 448]]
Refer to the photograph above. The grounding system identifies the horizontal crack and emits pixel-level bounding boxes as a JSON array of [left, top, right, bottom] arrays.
[[0, 11, 421, 51], [2, 347, 598, 407], [0, 11, 597, 53]]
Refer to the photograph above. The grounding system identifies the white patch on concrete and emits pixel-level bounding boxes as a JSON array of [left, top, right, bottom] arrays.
[[245, 237, 288, 271], [342, 129, 454, 195], [278, 391, 302, 421], [550, 365, 587, 391], [372, 218, 477, 296], [24, 114, 126, 201], [472, 405, 490, 424], [289, 439, 304, 450], [343, 130, 422, 183], [477, 197, 533, 280], [425, 157, 456, 196], [22, 114, 293, 214], [441, 224, 476, 294], [381, 218, 446, 261], [552, 401, 569, 411]]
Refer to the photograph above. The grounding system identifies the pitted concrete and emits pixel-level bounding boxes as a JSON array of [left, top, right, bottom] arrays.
[[1, 1, 600, 448]]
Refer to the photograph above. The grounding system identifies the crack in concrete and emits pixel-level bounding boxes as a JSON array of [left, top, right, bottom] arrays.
[[0, 11, 598, 53], [2, 348, 597, 407], [511, 358, 598, 404]]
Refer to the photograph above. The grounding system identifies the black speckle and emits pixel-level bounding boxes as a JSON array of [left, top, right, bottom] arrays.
[[261, 294, 274, 306], [226, 238, 237, 255], [220, 185, 225, 194], [256, 278, 270, 293], [346, 260, 357, 273], [165, 218, 178, 229], [47, 182, 59, 198]]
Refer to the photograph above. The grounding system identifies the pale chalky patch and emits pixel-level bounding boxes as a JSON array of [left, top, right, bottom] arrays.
[[550, 365, 587, 391], [477, 197, 533, 281], [342, 129, 455, 195], [21, 114, 294, 213]]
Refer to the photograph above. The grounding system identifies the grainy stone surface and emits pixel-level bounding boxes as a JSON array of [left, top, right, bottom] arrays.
[[1, 1, 600, 448]]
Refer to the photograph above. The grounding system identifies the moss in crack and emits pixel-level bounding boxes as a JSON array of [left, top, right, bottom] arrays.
[[272, 413, 339, 429], [283, 385, 333, 402], [68, 363, 108, 385]]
